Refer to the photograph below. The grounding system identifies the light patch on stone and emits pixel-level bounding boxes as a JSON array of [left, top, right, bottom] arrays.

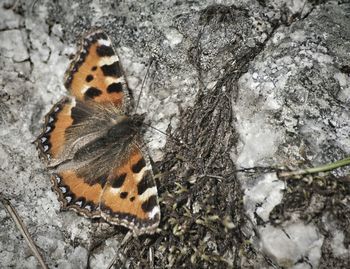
[[260, 223, 323, 268], [244, 173, 284, 222], [164, 28, 183, 48]]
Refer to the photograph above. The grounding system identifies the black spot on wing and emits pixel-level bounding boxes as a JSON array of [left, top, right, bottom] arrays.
[[101, 63, 122, 77], [91, 66, 97, 71], [111, 173, 126, 188], [84, 87, 102, 100], [120, 192, 128, 199], [95, 175, 107, 188], [137, 172, 155, 195], [86, 74, 93, 82], [132, 158, 146, 173], [141, 195, 157, 212], [107, 82, 123, 93], [96, 45, 115, 57]]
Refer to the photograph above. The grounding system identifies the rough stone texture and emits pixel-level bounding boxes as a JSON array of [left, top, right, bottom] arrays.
[[0, 0, 349, 268]]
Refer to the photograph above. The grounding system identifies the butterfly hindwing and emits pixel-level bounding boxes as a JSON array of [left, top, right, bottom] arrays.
[[100, 146, 160, 234], [64, 31, 127, 108], [52, 171, 102, 218]]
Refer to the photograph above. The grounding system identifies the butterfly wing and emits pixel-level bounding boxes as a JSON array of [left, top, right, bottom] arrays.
[[36, 98, 116, 166], [64, 30, 127, 108], [51, 171, 103, 218], [49, 136, 160, 234], [37, 30, 128, 163], [36, 97, 75, 163], [35, 99, 113, 218], [100, 146, 160, 234]]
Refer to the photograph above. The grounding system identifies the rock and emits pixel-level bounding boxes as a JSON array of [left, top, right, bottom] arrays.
[[0, 1, 349, 268], [0, 29, 29, 62], [0, 7, 22, 30]]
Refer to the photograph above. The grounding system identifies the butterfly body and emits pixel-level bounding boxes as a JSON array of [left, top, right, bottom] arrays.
[[35, 31, 160, 235]]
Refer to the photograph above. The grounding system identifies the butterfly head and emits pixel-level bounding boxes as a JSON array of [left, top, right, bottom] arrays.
[[129, 113, 146, 128], [106, 113, 146, 140]]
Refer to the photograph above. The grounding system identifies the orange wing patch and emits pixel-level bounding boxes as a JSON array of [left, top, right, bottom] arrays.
[[52, 171, 102, 218], [100, 147, 160, 235], [36, 97, 75, 163], [64, 31, 127, 108]]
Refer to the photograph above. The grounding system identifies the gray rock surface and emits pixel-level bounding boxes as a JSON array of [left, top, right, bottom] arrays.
[[0, 0, 349, 268]]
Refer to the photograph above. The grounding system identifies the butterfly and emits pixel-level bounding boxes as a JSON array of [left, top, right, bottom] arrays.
[[35, 30, 160, 235]]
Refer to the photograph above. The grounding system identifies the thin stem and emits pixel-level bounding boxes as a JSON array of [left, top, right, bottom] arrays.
[[0, 196, 48, 269], [144, 123, 190, 149], [278, 156, 350, 178], [135, 57, 154, 114], [106, 231, 133, 269]]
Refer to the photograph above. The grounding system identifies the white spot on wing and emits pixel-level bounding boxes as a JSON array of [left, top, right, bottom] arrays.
[[70, 98, 76, 107], [139, 187, 158, 202], [99, 55, 119, 66], [80, 85, 91, 95], [108, 76, 126, 84], [148, 206, 160, 219], [98, 39, 111, 46], [135, 166, 151, 183], [55, 175, 61, 184], [109, 187, 121, 195], [59, 187, 66, 193]]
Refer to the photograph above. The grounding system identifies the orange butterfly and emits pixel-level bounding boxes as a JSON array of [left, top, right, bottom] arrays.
[[35, 31, 160, 235]]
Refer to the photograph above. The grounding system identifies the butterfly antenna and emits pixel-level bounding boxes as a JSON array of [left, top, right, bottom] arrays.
[[135, 57, 154, 114], [144, 122, 189, 149]]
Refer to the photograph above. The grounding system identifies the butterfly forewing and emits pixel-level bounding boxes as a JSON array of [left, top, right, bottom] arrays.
[[64, 31, 127, 108]]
